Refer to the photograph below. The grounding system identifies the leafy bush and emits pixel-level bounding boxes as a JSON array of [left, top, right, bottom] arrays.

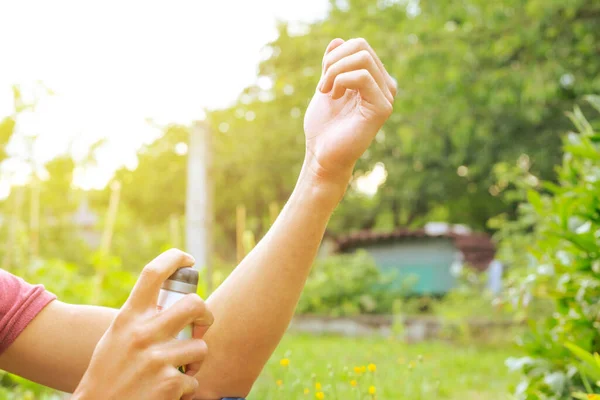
[[495, 96, 600, 399], [296, 251, 404, 317], [1, 256, 137, 396]]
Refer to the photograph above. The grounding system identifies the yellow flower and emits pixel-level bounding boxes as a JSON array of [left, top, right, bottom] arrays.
[[315, 392, 325, 399], [368, 363, 377, 372], [280, 358, 290, 367], [361, 365, 367, 373], [369, 386, 376, 395], [354, 366, 362, 374], [315, 382, 322, 390], [304, 388, 310, 395], [350, 380, 358, 387], [276, 380, 283, 386], [588, 395, 600, 399]]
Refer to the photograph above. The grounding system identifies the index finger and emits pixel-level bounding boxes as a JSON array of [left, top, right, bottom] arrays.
[[125, 248, 195, 310]]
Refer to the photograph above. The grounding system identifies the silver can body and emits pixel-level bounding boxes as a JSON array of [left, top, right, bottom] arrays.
[[157, 286, 194, 340]]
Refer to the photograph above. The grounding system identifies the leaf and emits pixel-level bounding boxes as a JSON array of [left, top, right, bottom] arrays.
[[565, 342, 600, 383], [586, 95, 600, 114], [566, 106, 594, 136], [527, 189, 543, 212]]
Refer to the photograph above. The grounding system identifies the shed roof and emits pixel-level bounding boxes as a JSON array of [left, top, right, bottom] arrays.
[[334, 227, 496, 271]]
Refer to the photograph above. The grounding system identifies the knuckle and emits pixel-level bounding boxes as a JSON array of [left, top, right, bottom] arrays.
[[352, 37, 369, 49], [141, 264, 162, 284], [357, 49, 372, 64], [358, 69, 371, 82], [147, 348, 166, 368], [131, 326, 152, 348], [382, 100, 394, 117]]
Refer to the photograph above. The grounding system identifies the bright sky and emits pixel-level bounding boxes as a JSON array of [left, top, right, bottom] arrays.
[[0, 0, 329, 194]]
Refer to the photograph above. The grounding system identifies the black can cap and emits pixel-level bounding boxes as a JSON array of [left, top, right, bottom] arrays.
[[167, 267, 199, 286]]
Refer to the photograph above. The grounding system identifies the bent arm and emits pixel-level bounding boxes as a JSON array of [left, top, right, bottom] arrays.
[[193, 159, 347, 399]]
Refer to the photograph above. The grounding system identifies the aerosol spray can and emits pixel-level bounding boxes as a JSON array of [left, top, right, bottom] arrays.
[[157, 267, 199, 341]]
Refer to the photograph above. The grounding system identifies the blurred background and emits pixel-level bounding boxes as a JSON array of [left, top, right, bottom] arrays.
[[1, 0, 600, 399]]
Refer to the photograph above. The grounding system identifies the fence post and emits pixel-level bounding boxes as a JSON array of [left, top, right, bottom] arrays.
[[186, 121, 213, 293]]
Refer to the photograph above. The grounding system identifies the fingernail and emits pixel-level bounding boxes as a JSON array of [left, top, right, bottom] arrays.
[[317, 78, 324, 92]]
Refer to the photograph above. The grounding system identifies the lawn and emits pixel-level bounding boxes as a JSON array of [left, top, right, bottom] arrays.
[[249, 334, 520, 399]]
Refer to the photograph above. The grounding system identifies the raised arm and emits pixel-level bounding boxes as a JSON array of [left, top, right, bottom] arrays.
[[193, 37, 396, 399]]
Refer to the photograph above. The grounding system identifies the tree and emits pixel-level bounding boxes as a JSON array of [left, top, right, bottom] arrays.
[[207, 0, 600, 235], [99, 0, 600, 260]]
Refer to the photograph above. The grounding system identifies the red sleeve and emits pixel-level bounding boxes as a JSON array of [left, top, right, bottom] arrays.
[[0, 269, 56, 355]]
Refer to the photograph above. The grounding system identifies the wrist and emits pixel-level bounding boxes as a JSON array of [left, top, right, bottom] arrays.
[[297, 154, 352, 209]]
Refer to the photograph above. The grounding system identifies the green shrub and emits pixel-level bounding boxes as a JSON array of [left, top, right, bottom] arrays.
[[1, 255, 136, 396], [495, 96, 600, 399], [296, 251, 404, 316]]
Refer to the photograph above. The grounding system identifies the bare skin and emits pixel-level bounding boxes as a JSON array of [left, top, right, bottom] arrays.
[[0, 38, 396, 400]]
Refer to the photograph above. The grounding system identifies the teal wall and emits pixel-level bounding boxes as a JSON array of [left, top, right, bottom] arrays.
[[353, 238, 459, 295]]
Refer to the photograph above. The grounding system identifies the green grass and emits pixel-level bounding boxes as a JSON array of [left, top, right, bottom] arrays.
[[249, 334, 520, 400]]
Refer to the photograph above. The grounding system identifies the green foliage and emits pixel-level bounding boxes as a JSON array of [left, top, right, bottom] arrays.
[[496, 97, 600, 399], [199, 0, 600, 241], [566, 342, 600, 399], [83, 1, 600, 263], [296, 251, 404, 316]]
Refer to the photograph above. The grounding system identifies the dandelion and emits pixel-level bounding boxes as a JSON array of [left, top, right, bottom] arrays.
[[304, 388, 310, 395], [350, 380, 358, 387], [315, 391, 325, 399], [369, 386, 377, 395], [280, 358, 290, 367], [276, 379, 283, 386], [361, 365, 367, 373], [354, 366, 362, 374], [368, 363, 377, 372], [315, 382, 322, 390]]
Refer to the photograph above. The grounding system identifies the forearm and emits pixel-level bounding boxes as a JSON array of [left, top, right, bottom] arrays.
[[0, 301, 116, 393], [194, 158, 348, 398]]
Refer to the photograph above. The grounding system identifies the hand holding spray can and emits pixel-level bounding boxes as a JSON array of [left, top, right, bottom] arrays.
[[157, 267, 199, 371]]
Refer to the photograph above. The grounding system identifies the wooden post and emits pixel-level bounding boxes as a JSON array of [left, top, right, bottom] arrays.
[[100, 181, 121, 256], [186, 121, 213, 293], [236, 204, 246, 263], [2, 186, 24, 269], [93, 181, 121, 304], [29, 180, 40, 260]]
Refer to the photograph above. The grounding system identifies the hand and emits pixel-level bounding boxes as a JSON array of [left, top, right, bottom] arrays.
[[304, 38, 397, 186], [72, 249, 214, 400]]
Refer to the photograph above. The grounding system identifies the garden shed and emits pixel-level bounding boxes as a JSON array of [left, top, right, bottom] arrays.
[[333, 224, 496, 295]]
